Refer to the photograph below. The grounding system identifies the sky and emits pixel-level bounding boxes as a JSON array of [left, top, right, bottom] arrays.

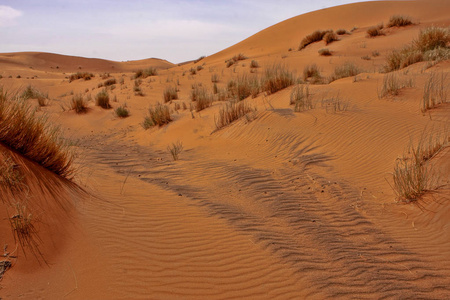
[[0, 0, 376, 63]]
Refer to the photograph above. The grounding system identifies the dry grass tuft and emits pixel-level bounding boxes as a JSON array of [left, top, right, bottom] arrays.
[[167, 141, 183, 161], [303, 64, 322, 83], [142, 103, 172, 128], [290, 85, 314, 112], [0, 153, 23, 191], [250, 60, 259, 68], [211, 73, 220, 83], [134, 67, 157, 79], [70, 94, 88, 113], [261, 63, 295, 94], [379, 72, 415, 98], [299, 30, 331, 50], [422, 72, 448, 112], [336, 29, 349, 35], [323, 31, 339, 45], [115, 105, 129, 118], [228, 74, 260, 100], [215, 101, 256, 130], [192, 86, 214, 112], [318, 48, 332, 56], [387, 15, 413, 28], [103, 78, 116, 86], [329, 62, 360, 82], [226, 53, 248, 68], [69, 72, 94, 82], [321, 94, 348, 113], [0, 88, 74, 177], [367, 25, 384, 37], [95, 89, 111, 109], [163, 86, 178, 103]]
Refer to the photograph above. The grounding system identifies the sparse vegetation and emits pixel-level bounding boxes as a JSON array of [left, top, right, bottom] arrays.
[[215, 101, 255, 130], [250, 60, 259, 68], [387, 15, 413, 28], [421, 72, 448, 112], [379, 72, 414, 98], [70, 94, 88, 113], [261, 63, 295, 94], [329, 62, 360, 82], [211, 73, 220, 83], [191, 86, 214, 111], [318, 48, 332, 56], [115, 105, 130, 118], [167, 141, 183, 161], [142, 102, 172, 128], [367, 24, 384, 37], [299, 30, 332, 50], [321, 94, 349, 113], [303, 64, 322, 83], [95, 89, 111, 109], [384, 27, 450, 72], [225, 53, 248, 67], [103, 78, 117, 86], [0, 88, 74, 177], [0, 152, 23, 190], [69, 72, 94, 82], [134, 67, 157, 79], [163, 86, 178, 103], [323, 31, 339, 45], [290, 85, 314, 112], [336, 29, 349, 35], [194, 56, 206, 64]]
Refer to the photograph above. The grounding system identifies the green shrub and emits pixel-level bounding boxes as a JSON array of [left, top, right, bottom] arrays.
[[115, 105, 129, 118]]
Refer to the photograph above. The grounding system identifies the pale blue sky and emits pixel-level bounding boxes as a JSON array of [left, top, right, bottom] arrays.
[[0, 0, 376, 63]]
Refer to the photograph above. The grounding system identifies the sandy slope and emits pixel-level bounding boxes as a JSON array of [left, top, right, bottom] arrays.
[[1, 0, 450, 299]]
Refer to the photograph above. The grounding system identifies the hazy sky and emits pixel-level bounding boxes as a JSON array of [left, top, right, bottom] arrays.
[[1, 0, 376, 63]]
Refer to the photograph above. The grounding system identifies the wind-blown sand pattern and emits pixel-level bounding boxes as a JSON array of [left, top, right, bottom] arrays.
[[0, 0, 449, 299]]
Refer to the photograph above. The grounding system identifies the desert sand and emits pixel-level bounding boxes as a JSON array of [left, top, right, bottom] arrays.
[[0, 0, 449, 299]]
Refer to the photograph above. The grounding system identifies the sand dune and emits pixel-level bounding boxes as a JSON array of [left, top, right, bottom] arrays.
[[0, 0, 449, 299]]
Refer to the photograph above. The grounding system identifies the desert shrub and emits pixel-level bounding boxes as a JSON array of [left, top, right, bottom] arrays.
[[228, 74, 260, 100], [0, 152, 23, 190], [70, 94, 88, 113], [103, 78, 116, 86], [167, 141, 183, 161], [361, 55, 371, 60], [134, 67, 157, 79], [190, 68, 197, 75], [303, 64, 322, 83], [163, 86, 178, 103], [196, 65, 204, 71], [95, 89, 111, 109], [134, 86, 144, 96], [194, 56, 206, 63], [318, 48, 332, 56], [142, 103, 171, 128], [299, 30, 331, 50], [225, 53, 248, 67], [21, 85, 47, 102], [384, 27, 450, 72], [215, 101, 255, 130], [290, 85, 314, 112], [192, 87, 213, 112], [323, 31, 339, 45], [378, 73, 414, 98], [329, 62, 360, 82], [422, 72, 448, 112], [211, 73, 220, 83], [0, 88, 74, 177], [387, 15, 413, 28], [367, 25, 384, 37], [250, 60, 259, 68], [261, 64, 295, 94], [336, 29, 349, 35], [115, 105, 129, 118], [69, 72, 94, 82]]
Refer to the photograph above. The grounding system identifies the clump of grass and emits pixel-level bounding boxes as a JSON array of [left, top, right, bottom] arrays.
[[290, 85, 314, 112], [69, 72, 94, 82], [21, 85, 48, 105], [372, 50, 380, 57], [321, 94, 349, 113], [225, 53, 248, 68], [318, 48, 332, 56], [115, 105, 129, 118], [167, 141, 183, 161], [0, 88, 74, 177], [303, 64, 322, 83], [215, 101, 255, 130], [387, 15, 413, 28], [261, 63, 295, 94], [329, 62, 360, 82], [142, 103, 172, 128], [378, 73, 414, 98], [392, 129, 448, 202], [196, 65, 204, 71], [211, 73, 220, 83], [103, 78, 117, 86], [163, 86, 178, 103], [194, 56, 206, 64], [299, 30, 332, 50], [336, 29, 349, 35], [0, 153, 23, 191], [323, 31, 339, 45], [191, 86, 214, 112], [134, 67, 157, 79], [190, 68, 197, 75], [367, 24, 384, 37], [361, 55, 371, 60], [95, 89, 111, 109], [70, 94, 88, 113], [250, 60, 259, 68], [228, 74, 260, 100], [384, 27, 450, 72], [422, 72, 448, 112]]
